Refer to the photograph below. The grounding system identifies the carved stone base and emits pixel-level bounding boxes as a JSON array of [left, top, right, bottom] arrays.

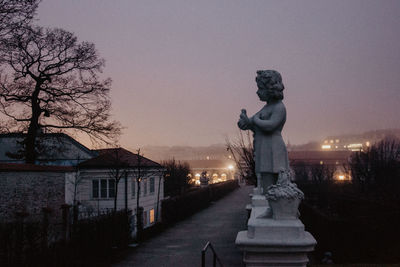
[[269, 198, 301, 220], [236, 206, 316, 267], [236, 230, 316, 267], [252, 194, 268, 207]]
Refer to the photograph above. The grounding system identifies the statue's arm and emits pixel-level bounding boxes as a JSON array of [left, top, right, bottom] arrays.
[[237, 109, 255, 131], [238, 119, 254, 131], [238, 116, 254, 131], [253, 104, 286, 132]]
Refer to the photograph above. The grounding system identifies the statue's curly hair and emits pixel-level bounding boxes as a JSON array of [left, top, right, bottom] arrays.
[[255, 70, 285, 100]]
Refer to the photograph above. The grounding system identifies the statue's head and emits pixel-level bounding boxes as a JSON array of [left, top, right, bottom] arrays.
[[255, 70, 285, 101]]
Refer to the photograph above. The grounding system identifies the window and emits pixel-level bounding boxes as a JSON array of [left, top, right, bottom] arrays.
[[101, 179, 107, 198], [92, 180, 99, 198], [143, 179, 147, 195], [143, 210, 147, 226], [92, 179, 115, 199], [131, 178, 136, 197], [150, 177, 155, 194], [108, 179, 115, 198], [149, 209, 155, 224]]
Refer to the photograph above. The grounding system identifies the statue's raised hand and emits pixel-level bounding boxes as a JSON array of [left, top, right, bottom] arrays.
[[238, 109, 252, 130]]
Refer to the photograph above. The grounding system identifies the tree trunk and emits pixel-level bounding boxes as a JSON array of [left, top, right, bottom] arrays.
[[25, 84, 42, 163], [155, 176, 161, 222], [124, 171, 128, 211]]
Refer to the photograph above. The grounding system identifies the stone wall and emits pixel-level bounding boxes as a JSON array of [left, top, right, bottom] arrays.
[[0, 170, 67, 222]]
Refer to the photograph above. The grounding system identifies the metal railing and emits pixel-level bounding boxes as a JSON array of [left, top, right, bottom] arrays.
[[201, 241, 223, 267]]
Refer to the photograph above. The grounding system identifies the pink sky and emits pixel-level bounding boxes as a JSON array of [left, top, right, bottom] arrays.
[[37, 0, 400, 149]]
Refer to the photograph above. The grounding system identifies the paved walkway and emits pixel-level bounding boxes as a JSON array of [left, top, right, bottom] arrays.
[[113, 185, 253, 267]]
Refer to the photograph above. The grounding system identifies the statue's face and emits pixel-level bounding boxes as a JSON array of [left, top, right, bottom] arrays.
[[256, 83, 272, 102]]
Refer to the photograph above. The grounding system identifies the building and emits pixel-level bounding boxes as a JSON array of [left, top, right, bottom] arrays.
[[0, 133, 95, 165], [320, 129, 400, 152], [289, 150, 352, 181], [0, 163, 74, 222], [187, 159, 237, 185], [0, 133, 164, 230], [77, 148, 164, 229]]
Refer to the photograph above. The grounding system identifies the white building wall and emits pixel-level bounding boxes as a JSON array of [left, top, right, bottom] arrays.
[[68, 168, 164, 229]]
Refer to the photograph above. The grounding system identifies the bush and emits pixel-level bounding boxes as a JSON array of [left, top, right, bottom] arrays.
[[350, 137, 400, 193], [161, 180, 239, 225], [0, 210, 132, 267]]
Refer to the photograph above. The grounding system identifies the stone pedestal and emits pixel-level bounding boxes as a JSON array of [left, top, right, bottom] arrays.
[[252, 194, 268, 207], [236, 206, 316, 267]]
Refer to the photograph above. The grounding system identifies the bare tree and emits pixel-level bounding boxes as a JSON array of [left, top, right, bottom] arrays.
[[66, 166, 83, 222], [291, 161, 310, 182], [309, 163, 335, 184], [226, 131, 256, 185], [131, 149, 162, 239], [107, 148, 129, 212], [0, 26, 121, 163], [350, 137, 400, 192], [162, 159, 191, 197], [0, 0, 39, 38]]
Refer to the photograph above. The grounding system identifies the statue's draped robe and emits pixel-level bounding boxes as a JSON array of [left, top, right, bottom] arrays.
[[252, 101, 289, 173]]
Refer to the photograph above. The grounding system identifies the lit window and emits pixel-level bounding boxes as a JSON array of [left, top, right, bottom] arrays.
[[221, 173, 227, 182], [336, 139, 340, 143], [330, 140, 334, 143], [149, 209, 155, 224], [322, 145, 331, 149]]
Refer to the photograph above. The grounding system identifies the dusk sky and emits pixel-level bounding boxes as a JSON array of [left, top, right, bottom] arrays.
[[37, 0, 400, 149]]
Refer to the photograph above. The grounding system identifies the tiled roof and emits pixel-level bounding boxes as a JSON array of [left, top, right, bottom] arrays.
[[0, 132, 96, 156], [0, 163, 74, 172], [79, 148, 162, 169]]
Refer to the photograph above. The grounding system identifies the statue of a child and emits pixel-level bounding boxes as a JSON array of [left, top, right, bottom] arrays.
[[238, 70, 289, 194]]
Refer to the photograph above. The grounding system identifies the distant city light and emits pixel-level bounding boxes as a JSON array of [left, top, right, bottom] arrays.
[[338, 175, 345, 180], [228, 165, 234, 170], [348, 143, 363, 151], [366, 141, 370, 147], [322, 145, 331, 149], [195, 173, 201, 177]]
